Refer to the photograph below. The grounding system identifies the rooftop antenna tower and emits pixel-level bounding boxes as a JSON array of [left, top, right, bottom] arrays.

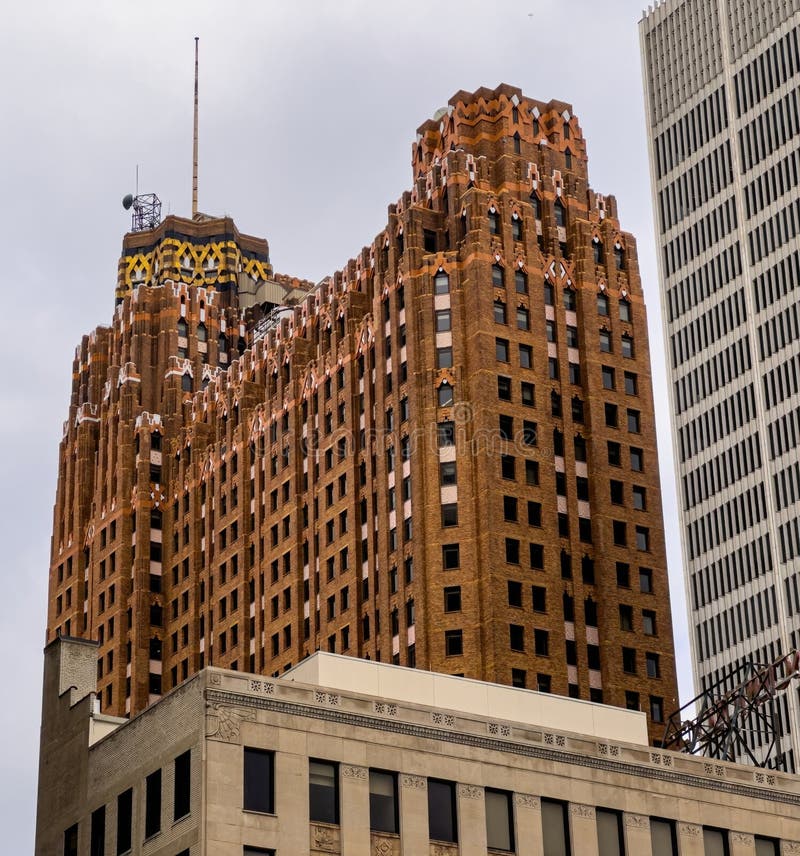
[[122, 164, 161, 233], [192, 36, 199, 218]]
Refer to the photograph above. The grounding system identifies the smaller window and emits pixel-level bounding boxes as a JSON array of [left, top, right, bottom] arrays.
[[509, 623, 525, 651], [636, 526, 650, 552], [244, 748, 274, 815], [643, 609, 657, 635], [605, 403, 618, 428], [630, 447, 644, 471], [485, 789, 515, 851], [515, 269, 528, 293], [632, 485, 646, 510], [621, 334, 634, 358], [622, 646, 637, 674], [434, 271, 450, 294], [437, 347, 453, 369], [309, 760, 339, 824], [639, 568, 653, 593], [646, 652, 660, 678], [442, 544, 460, 569], [436, 309, 451, 332], [497, 376, 512, 401], [438, 384, 454, 408], [563, 289, 576, 310], [445, 629, 463, 656], [519, 344, 532, 368], [619, 300, 631, 322], [496, 338, 510, 362], [492, 264, 504, 287], [602, 366, 615, 390], [597, 293, 609, 316], [599, 329, 612, 352], [650, 696, 664, 723], [444, 586, 462, 612], [369, 770, 398, 834], [494, 300, 507, 324], [534, 628, 549, 656]]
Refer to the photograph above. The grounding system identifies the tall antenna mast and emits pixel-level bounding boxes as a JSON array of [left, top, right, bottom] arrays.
[[192, 36, 199, 218]]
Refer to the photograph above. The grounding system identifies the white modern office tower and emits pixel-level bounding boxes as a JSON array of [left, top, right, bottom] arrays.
[[641, 0, 800, 771]]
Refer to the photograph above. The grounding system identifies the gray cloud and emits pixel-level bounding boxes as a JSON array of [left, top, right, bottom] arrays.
[[0, 1, 690, 849]]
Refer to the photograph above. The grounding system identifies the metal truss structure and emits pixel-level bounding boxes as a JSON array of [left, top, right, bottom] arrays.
[[663, 651, 800, 770]]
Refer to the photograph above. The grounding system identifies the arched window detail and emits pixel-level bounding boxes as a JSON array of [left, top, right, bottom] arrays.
[[614, 244, 626, 270], [592, 238, 604, 265], [488, 207, 499, 235], [197, 323, 207, 343], [514, 269, 528, 294], [434, 270, 450, 295], [565, 148, 572, 169], [563, 122, 570, 140], [177, 318, 188, 338], [511, 213, 522, 242], [530, 193, 541, 219], [555, 200, 566, 228], [513, 132, 521, 154], [181, 373, 193, 392]]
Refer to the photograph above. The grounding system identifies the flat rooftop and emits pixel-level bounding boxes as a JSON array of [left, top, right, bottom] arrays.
[[286, 652, 649, 746]]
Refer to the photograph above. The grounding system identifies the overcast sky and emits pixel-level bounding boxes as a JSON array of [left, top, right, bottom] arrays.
[[0, 1, 691, 848]]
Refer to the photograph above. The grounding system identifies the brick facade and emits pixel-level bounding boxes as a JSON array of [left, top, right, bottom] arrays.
[[47, 84, 677, 745]]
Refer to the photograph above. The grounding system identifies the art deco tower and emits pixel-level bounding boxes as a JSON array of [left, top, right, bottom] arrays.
[[641, 0, 800, 768], [47, 84, 677, 745]]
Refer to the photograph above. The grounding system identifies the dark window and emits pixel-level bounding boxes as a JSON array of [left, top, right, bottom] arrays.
[[534, 628, 549, 655], [624, 372, 638, 395], [244, 748, 274, 814], [596, 808, 624, 856], [485, 789, 514, 851], [494, 300, 507, 324], [505, 538, 520, 564], [369, 770, 398, 834], [498, 376, 512, 401], [117, 788, 133, 855], [597, 293, 609, 316], [427, 779, 458, 843], [509, 624, 525, 651], [501, 455, 516, 480], [702, 827, 729, 856], [608, 441, 621, 466], [639, 568, 653, 593], [91, 806, 105, 856], [755, 837, 779, 856], [605, 403, 618, 427], [441, 503, 458, 527], [496, 338, 510, 362], [440, 461, 457, 486], [650, 818, 678, 856], [519, 344, 532, 368], [444, 586, 462, 612], [437, 347, 453, 369], [173, 750, 191, 821], [650, 696, 664, 723], [492, 264, 504, 287], [309, 760, 339, 824], [145, 768, 162, 839], [646, 652, 660, 678], [64, 824, 78, 856], [541, 799, 570, 856], [442, 544, 460, 569], [445, 629, 463, 656], [507, 579, 523, 606], [438, 421, 455, 447], [622, 647, 637, 674], [532, 585, 546, 612], [602, 366, 616, 390]]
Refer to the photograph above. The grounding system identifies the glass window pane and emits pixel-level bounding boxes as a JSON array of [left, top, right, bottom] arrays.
[[244, 748, 274, 814], [427, 779, 457, 842], [369, 770, 398, 834], [650, 818, 677, 856], [703, 828, 728, 856], [597, 809, 623, 856], [755, 838, 779, 856], [541, 800, 569, 856], [309, 760, 339, 824], [485, 789, 513, 851]]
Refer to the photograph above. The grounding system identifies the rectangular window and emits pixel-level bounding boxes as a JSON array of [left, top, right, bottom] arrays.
[[437, 347, 453, 369], [309, 760, 339, 824], [145, 768, 162, 839], [596, 808, 624, 856], [442, 543, 460, 569], [369, 770, 398, 833], [244, 748, 274, 814], [91, 806, 105, 856], [755, 837, 779, 856], [445, 629, 463, 656], [519, 344, 532, 368], [64, 824, 78, 856], [441, 503, 458, 527], [116, 788, 132, 855], [541, 799, 570, 856], [485, 789, 514, 851], [703, 827, 729, 856], [436, 309, 452, 332], [444, 586, 462, 612], [496, 338, 510, 362], [173, 750, 191, 821], [534, 628, 549, 655], [650, 817, 678, 856], [427, 779, 458, 843]]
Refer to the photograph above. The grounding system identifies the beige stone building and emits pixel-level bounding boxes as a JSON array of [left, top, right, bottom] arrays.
[[36, 637, 798, 855]]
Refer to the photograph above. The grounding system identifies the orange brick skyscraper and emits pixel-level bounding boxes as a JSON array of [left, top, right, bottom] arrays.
[[47, 85, 677, 745]]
